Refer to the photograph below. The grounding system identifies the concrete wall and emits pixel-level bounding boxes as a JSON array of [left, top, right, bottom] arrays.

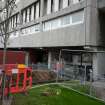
[[97, 53, 105, 75], [93, 52, 105, 80], [10, 0, 105, 48], [1, 0, 105, 48], [85, 0, 100, 46], [8, 24, 85, 48], [85, 0, 105, 47]]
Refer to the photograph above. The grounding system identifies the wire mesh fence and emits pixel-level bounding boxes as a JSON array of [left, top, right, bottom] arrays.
[[50, 63, 105, 101], [28, 52, 105, 102], [29, 62, 105, 101]]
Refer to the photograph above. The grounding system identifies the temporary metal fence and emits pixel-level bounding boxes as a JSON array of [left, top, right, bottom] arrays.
[[29, 63, 49, 70]]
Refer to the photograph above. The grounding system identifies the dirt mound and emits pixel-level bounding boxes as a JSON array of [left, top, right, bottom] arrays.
[[32, 70, 56, 84]]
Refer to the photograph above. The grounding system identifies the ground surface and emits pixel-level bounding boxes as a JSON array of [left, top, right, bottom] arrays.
[[93, 81, 105, 100], [12, 84, 105, 105]]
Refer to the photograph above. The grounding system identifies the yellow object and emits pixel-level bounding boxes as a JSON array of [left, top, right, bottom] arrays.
[[18, 64, 26, 68]]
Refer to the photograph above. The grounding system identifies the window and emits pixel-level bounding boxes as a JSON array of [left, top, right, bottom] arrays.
[[21, 27, 31, 36], [21, 2, 40, 23], [21, 24, 40, 35], [35, 24, 40, 32], [44, 0, 62, 15], [43, 10, 84, 31], [59, 0, 63, 10], [43, 19, 60, 31], [21, 28, 26, 35], [15, 31, 19, 37], [43, 21, 51, 31], [51, 0, 54, 12], [10, 31, 19, 39], [30, 26, 35, 34], [72, 0, 80, 4], [51, 19, 61, 29], [10, 33, 14, 38], [61, 15, 70, 26], [71, 11, 84, 24], [26, 27, 31, 34]]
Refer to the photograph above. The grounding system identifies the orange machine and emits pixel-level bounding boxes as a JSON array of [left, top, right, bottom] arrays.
[[0, 64, 32, 95]]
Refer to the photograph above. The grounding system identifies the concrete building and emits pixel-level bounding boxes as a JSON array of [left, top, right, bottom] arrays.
[[0, 0, 105, 80]]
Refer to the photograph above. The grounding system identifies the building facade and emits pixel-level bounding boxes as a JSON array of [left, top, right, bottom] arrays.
[[0, 0, 105, 80]]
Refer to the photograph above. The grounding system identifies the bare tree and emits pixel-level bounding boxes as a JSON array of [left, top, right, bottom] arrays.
[[0, 0, 17, 104]]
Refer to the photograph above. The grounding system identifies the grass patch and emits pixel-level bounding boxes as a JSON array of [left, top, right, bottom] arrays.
[[63, 83, 94, 94], [62, 81, 96, 96], [12, 84, 105, 105]]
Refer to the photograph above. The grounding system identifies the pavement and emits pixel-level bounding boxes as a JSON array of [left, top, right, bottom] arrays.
[[92, 81, 105, 101], [93, 81, 105, 88]]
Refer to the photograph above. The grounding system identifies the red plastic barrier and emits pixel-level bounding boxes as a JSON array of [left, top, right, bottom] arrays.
[[0, 64, 32, 95]]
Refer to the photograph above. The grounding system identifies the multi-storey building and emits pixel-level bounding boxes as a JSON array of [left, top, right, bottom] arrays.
[[0, 0, 105, 80]]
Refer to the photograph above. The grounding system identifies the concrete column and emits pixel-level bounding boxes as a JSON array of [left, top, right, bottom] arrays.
[[93, 53, 98, 80], [97, 53, 105, 75], [63, 0, 68, 9], [40, 0, 44, 32], [53, 0, 59, 12], [47, 0, 51, 14], [40, 0, 44, 17], [92, 48, 105, 80], [48, 51, 52, 70], [36, 2, 40, 19], [84, 0, 99, 46], [25, 52, 29, 66]]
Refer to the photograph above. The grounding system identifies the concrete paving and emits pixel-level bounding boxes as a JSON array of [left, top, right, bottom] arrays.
[[93, 81, 105, 88], [93, 81, 105, 101]]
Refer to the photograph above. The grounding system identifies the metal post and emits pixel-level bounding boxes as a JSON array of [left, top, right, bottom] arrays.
[[90, 53, 93, 96], [84, 65, 87, 85], [56, 50, 62, 83], [90, 70, 93, 95], [1, 41, 7, 104], [48, 51, 51, 70]]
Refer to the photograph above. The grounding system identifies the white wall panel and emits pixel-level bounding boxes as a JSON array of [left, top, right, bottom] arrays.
[[63, 0, 68, 9], [36, 2, 40, 19], [47, 0, 51, 14], [53, 0, 59, 12]]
